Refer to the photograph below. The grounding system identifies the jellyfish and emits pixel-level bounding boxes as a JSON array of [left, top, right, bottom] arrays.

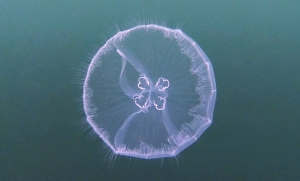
[[83, 24, 216, 159]]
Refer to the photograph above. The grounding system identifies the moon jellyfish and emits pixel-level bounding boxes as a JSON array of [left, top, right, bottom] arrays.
[[83, 24, 217, 159]]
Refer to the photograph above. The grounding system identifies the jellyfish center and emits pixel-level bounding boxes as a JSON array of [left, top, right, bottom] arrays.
[[134, 76, 169, 111]]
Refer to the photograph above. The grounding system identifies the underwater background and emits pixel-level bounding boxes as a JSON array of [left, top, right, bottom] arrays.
[[1, 0, 299, 180]]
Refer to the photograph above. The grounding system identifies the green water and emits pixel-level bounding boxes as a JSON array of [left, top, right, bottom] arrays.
[[1, 0, 299, 180]]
